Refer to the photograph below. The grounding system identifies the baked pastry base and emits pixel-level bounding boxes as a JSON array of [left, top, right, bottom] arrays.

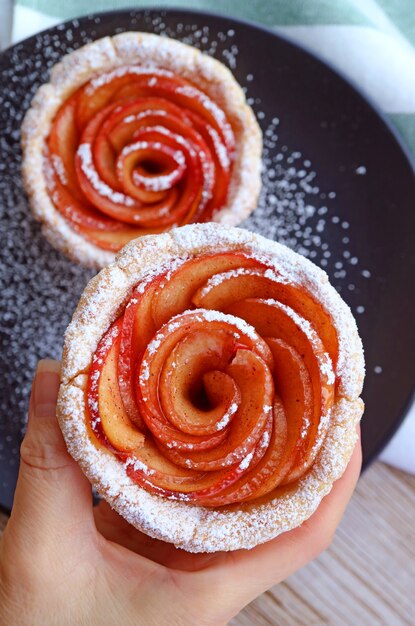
[[58, 223, 364, 553], [22, 32, 262, 268]]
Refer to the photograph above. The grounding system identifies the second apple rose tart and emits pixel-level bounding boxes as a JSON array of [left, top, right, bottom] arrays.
[[21, 32, 262, 268], [58, 223, 365, 552]]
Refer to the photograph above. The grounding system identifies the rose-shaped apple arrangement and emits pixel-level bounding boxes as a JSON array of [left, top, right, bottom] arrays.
[[22, 33, 262, 268], [87, 251, 339, 507], [45, 68, 235, 252], [58, 225, 364, 551]]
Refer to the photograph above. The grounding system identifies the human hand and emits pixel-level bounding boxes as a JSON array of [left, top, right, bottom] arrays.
[[0, 359, 361, 626]]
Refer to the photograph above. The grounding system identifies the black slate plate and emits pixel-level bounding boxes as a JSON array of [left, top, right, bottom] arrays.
[[1, 8, 414, 513]]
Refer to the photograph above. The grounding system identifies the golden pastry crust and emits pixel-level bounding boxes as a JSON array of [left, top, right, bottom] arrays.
[[57, 223, 364, 552], [21, 32, 262, 268]]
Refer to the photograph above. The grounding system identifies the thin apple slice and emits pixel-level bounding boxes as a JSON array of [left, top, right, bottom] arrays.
[[129, 126, 207, 225], [169, 82, 235, 153], [193, 266, 338, 367], [87, 319, 122, 448], [151, 252, 259, 329], [137, 310, 272, 452], [109, 74, 188, 106], [98, 336, 145, 453], [196, 403, 284, 506], [261, 338, 314, 486], [76, 72, 187, 131], [118, 274, 166, 429], [227, 298, 335, 481], [75, 74, 156, 130], [184, 109, 232, 217], [125, 438, 207, 492], [159, 329, 240, 436], [86, 318, 145, 453], [125, 430, 261, 499], [192, 266, 281, 310], [115, 140, 183, 209], [76, 222, 167, 251], [45, 164, 122, 232], [48, 95, 83, 200], [199, 339, 318, 504], [99, 97, 192, 153], [93, 129, 121, 192], [76, 80, 122, 131], [162, 348, 274, 471], [137, 316, 233, 453]]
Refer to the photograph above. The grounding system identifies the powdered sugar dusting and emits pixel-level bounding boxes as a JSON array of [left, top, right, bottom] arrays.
[[242, 115, 373, 322], [51, 154, 67, 185], [216, 402, 238, 430], [125, 457, 155, 476], [175, 84, 233, 148], [121, 141, 186, 193], [195, 308, 259, 340], [261, 430, 270, 447], [144, 308, 259, 358], [123, 109, 167, 125], [87, 65, 174, 92], [198, 266, 290, 297], [207, 126, 230, 170], [261, 298, 336, 385], [77, 143, 135, 207], [239, 450, 255, 470]]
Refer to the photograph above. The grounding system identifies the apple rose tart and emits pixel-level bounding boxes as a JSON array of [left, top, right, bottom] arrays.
[[58, 223, 364, 552], [22, 33, 262, 268]]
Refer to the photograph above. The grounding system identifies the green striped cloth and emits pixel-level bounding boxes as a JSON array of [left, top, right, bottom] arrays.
[[12, 0, 415, 160]]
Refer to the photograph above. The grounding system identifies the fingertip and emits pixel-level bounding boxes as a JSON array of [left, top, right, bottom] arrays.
[[36, 359, 61, 375], [30, 359, 61, 422]]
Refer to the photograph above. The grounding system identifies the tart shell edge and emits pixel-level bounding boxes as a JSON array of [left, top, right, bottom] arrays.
[[21, 32, 262, 268], [57, 223, 364, 553]]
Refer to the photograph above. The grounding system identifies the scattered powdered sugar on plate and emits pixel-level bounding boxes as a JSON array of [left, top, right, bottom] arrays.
[[0, 10, 370, 496], [0, 34, 92, 474], [242, 116, 371, 306]]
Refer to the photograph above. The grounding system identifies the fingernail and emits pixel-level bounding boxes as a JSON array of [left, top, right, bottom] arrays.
[[32, 359, 61, 418]]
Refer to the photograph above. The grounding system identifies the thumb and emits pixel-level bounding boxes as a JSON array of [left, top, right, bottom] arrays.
[[10, 360, 94, 544]]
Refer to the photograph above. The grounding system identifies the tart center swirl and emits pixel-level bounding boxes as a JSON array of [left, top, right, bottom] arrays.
[[45, 67, 235, 251], [87, 253, 338, 506]]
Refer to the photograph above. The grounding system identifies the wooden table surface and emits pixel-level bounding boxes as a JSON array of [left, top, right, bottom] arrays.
[[1, 461, 414, 625]]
